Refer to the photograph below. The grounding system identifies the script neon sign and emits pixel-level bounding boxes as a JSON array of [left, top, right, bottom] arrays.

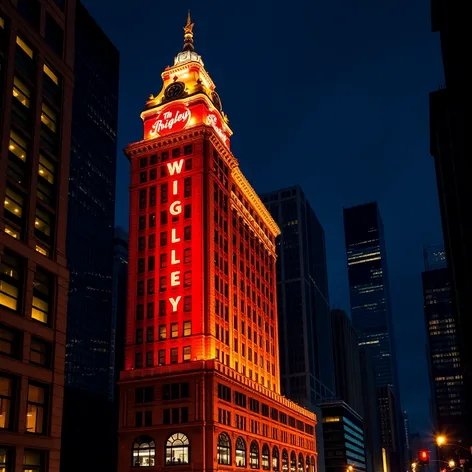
[[148, 104, 191, 138]]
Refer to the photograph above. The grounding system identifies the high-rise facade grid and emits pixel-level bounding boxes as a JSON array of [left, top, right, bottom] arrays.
[[117, 15, 318, 472]]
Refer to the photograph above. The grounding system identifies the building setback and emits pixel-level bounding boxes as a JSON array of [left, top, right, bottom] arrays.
[[0, 1, 76, 471], [117, 14, 317, 472], [429, 0, 471, 445], [343, 202, 404, 472]]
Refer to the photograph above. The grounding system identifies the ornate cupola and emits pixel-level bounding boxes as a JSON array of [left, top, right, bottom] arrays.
[[140, 12, 231, 148]]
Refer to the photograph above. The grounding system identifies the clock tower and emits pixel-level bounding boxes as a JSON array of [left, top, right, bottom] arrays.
[[118, 13, 318, 472]]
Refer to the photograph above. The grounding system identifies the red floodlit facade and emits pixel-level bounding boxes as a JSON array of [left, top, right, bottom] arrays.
[[118, 14, 317, 472]]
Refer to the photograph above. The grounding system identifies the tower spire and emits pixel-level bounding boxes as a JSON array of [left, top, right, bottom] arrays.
[[183, 10, 195, 52]]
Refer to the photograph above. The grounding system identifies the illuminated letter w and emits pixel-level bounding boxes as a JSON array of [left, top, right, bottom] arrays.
[[167, 159, 184, 176]]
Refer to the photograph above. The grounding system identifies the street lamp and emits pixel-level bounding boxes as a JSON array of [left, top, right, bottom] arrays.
[[448, 460, 456, 468], [347, 466, 353, 472], [437, 436, 447, 447]]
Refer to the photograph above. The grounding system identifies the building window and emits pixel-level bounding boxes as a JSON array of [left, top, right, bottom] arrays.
[[0, 325, 20, 358], [43, 62, 61, 102], [171, 323, 178, 339], [183, 346, 191, 362], [184, 271, 192, 287], [236, 437, 246, 467], [170, 348, 178, 364], [184, 178, 192, 198], [45, 14, 63, 56], [161, 183, 168, 203], [26, 384, 46, 434], [262, 445, 270, 470], [149, 187, 156, 207], [135, 352, 143, 368], [184, 296, 191, 312], [158, 349, 165, 365], [160, 254, 167, 269], [0, 376, 14, 429], [41, 102, 57, 133], [34, 207, 53, 245], [272, 447, 279, 471], [146, 327, 154, 343], [217, 432, 231, 465], [184, 226, 191, 240], [184, 145, 192, 155], [165, 432, 190, 465], [282, 450, 288, 472], [250, 441, 260, 469], [132, 436, 156, 467], [159, 300, 166, 316], [4, 186, 25, 236], [0, 251, 22, 311], [172, 148, 181, 158], [290, 452, 296, 472], [147, 278, 154, 294], [160, 232, 167, 246], [23, 450, 44, 472], [136, 329, 143, 344], [0, 447, 12, 471], [146, 351, 153, 367], [30, 338, 50, 367], [37, 153, 56, 205], [137, 304, 144, 320], [184, 205, 192, 219], [183, 321, 191, 336], [159, 276, 166, 292], [148, 234, 156, 249], [184, 248, 191, 263], [297, 454, 304, 472], [135, 386, 154, 404], [159, 325, 167, 340], [8, 129, 28, 185]]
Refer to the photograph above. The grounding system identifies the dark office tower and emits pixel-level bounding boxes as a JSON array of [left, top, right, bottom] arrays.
[[343, 203, 403, 472], [65, 0, 119, 396], [321, 401, 367, 472], [110, 226, 128, 401], [60, 4, 119, 472], [262, 186, 335, 408], [359, 348, 383, 472], [330, 309, 363, 415], [0, 2, 76, 471], [430, 0, 471, 441], [422, 246, 467, 451]]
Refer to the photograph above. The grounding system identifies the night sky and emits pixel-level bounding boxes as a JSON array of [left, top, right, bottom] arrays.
[[82, 0, 444, 433]]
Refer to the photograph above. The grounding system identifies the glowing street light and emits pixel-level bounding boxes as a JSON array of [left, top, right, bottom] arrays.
[[347, 466, 353, 472], [437, 436, 447, 447], [448, 460, 456, 468]]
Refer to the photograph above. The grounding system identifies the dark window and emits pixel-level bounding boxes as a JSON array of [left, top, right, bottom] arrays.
[[150, 168, 157, 180], [161, 184, 168, 203], [140, 172, 147, 183], [147, 302, 154, 319], [158, 350, 165, 365], [135, 386, 154, 403], [160, 232, 168, 246], [147, 279, 154, 295], [138, 258, 145, 273], [172, 148, 181, 158], [137, 304, 144, 320], [138, 237, 145, 251], [148, 234, 156, 249], [160, 253, 167, 268], [160, 211, 168, 225], [139, 216, 146, 230], [140, 158, 148, 168], [184, 248, 191, 263], [139, 190, 147, 209], [146, 351, 153, 367], [159, 300, 166, 316], [185, 158, 193, 170], [149, 213, 156, 228], [184, 296, 191, 312], [184, 226, 191, 241], [184, 205, 191, 219], [149, 187, 156, 207], [150, 154, 158, 164], [145, 411, 152, 426], [161, 151, 169, 161], [136, 329, 143, 344], [135, 352, 143, 368], [0, 325, 21, 358], [146, 327, 154, 343], [148, 256, 155, 271], [184, 145, 193, 155], [30, 338, 50, 367], [217, 383, 231, 402], [184, 178, 192, 198], [170, 348, 178, 364], [45, 14, 64, 56]]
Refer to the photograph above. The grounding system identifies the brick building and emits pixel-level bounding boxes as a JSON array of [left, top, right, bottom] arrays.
[[0, 1, 76, 471], [117, 13, 318, 472]]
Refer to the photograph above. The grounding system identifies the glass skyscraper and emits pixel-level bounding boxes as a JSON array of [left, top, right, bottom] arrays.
[[343, 202, 404, 472]]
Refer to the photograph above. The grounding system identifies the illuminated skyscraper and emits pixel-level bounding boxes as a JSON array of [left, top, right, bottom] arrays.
[[343, 202, 403, 472], [117, 14, 317, 472]]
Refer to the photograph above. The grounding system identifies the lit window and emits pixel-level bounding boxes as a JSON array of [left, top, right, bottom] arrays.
[[250, 441, 260, 469], [38, 153, 56, 184], [35, 245, 49, 257], [132, 436, 155, 467], [41, 102, 57, 133], [23, 450, 44, 472], [16, 36, 33, 58], [183, 321, 191, 336], [159, 325, 167, 340], [217, 432, 231, 465], [262, 445, 270, 470], [165, 433, 190, 465], [13, 76, 31, 108], [171, 323, 178, 339], [0, 376, 13, 429], [35, 207, 52, 242], [43, 63, 59, 85], [32, 269, 51, 324], [236, 437, 247, 467], [4, 186, 24, 238], [272, 447, 279, 471], [9, 129, 28, 162], [26, 384, 46, 433], [0, 252, 22, 311], [183, 346, 191, 362]]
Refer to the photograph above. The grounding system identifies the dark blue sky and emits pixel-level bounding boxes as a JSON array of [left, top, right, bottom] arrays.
[[82, 0, 444, 433]]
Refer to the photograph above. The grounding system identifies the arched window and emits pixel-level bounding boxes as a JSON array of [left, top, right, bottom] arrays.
[[217, 432, 231, 465], [262, 444, 270, 470], [250, 440, 260, 469], [272, 446, 279, 471], [298, 453, 304, 472], [310, 456, 315, 472], [132, 436, 156, 467], [282, 450, 289, 472], [306, 455, 310, 472], [236, 437, 247, 467], [165, 432, 190, 465], [290, 452, 296, 472]]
